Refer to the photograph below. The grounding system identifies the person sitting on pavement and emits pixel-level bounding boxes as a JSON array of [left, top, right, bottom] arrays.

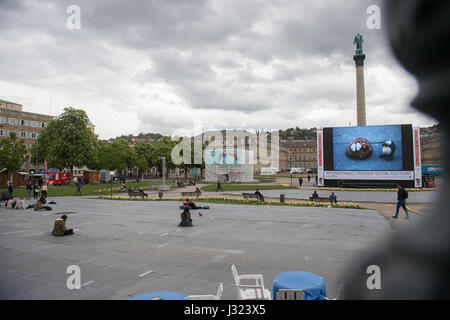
[[34, 195, 52, 211], [312, 190, 319, 199], [329, 192, 337, 204], [195, 187, 201, 196], [188, 199, 202, 210], [179, 203, 193, 227], [7, 197, 17, 209], [52, 215, 74, 236], [15, 197, 26, 210], [254, 190, 265, 201]]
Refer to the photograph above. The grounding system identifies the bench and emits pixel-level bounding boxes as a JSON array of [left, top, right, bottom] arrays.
[[181, 191, 201, 197], [128, 189, 149, 198], [242, 193, 264, 201], [309, 197, 333, 203], [148, 185, 159, 190]]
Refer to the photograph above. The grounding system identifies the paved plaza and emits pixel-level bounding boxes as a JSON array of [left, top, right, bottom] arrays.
[[1, 197, 392, 299]]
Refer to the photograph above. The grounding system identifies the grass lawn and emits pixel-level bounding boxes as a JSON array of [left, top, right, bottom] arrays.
[[1, 181, 176, 198], [200, 184, 296, 192]]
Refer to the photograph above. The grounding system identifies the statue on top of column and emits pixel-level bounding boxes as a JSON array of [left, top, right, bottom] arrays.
[[354, 33, 364, 55]]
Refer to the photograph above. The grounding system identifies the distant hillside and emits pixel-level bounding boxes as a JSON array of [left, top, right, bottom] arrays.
[[113, 132, 165, 143], [279, 127, 317, 141]]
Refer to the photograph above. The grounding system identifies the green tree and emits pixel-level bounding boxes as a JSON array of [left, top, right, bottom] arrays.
[[101, 139, 130, 172], [136, 155, 149, 179], [150, 137, 178, 175], [134, 141, 153, 167], [0, 132, 29, 183], [36, 107, 97, 175], [86, 139, 108, 171]]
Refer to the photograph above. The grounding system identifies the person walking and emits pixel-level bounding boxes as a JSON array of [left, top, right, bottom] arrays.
[[392, 184, 409, 219], [298, 177, 303, 188], [76, 179, 82, 196], [307, 175, 311, 183], [8, 182, 13, 198], [26, 182, 32, 200], [216, 181, 224, 192]]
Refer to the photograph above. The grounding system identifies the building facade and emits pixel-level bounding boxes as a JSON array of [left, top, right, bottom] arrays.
[[0, 99, 55, 171], [196, 129, 281, 176], [420, 125, 443, 166], [281, 139, 317, 171]]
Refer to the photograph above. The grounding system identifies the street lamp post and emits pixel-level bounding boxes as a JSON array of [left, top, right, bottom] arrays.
[[110, 171, 114, 197], [290, 160, 293, 185]]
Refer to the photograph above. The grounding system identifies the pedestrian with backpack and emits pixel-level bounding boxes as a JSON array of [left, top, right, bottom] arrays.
[[393, 184, 409, 219]]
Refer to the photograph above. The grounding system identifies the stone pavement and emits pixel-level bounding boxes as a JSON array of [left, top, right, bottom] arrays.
[[0, 197, 391, 300]]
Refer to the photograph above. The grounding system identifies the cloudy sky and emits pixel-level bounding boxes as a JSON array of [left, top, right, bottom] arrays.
[[0, 0, 437, 139]]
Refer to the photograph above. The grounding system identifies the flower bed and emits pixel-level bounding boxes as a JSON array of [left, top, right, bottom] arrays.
[[310, 187, 435, 192], [97, 195, 361, 209]]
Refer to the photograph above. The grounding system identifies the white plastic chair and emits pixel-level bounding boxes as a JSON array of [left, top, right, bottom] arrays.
[[324, 284, 345, 300], [185, 283, 223, 300], [275, 289, 305, 300], [231, 264, 271, 300]]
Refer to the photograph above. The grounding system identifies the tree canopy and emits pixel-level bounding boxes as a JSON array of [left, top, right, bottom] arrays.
[[36, 107, 97, 171], [0, 132, 28, 178]]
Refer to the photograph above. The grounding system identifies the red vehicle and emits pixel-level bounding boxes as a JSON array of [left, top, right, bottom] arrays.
[[45, 172, 71, 186]]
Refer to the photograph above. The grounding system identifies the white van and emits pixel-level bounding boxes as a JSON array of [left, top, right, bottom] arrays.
[[260, 168, 279, 175], [290, 168, 303, 174]]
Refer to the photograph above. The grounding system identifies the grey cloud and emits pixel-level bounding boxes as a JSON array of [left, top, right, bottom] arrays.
[[0, 0, 435, 139]]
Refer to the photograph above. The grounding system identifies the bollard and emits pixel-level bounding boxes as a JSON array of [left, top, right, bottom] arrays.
[[280, 194, 285, 203]]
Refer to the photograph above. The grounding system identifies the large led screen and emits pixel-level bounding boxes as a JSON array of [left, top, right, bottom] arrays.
[[332, 125, 403, 171]]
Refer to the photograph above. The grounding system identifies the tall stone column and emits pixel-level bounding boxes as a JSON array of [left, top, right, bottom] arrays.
[[353, 33, 366, 126], [354, 54, 366, 126]]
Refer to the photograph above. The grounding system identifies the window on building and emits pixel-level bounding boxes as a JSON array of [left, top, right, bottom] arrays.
[[31, 121, 38, 127], [8, 118, 17, 125], [31, 132, 37, 139], [20, 131, 27, 138], [0, 129, 4, 136], [0, 117, 5, 124]]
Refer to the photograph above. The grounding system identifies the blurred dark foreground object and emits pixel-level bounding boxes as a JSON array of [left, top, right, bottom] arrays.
[[343, 0, 450, 299]]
